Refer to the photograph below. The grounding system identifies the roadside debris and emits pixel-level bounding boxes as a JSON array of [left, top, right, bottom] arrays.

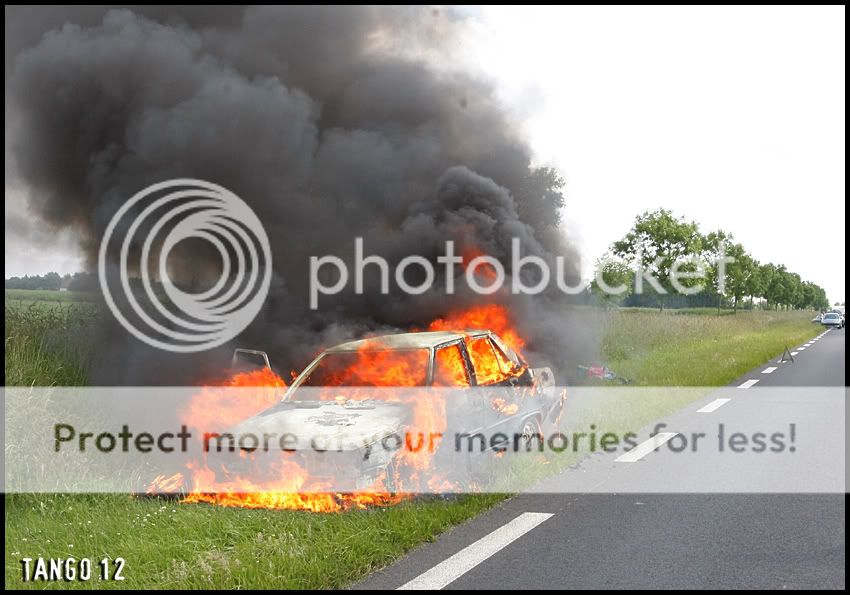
[[577, 365, 632, 384]]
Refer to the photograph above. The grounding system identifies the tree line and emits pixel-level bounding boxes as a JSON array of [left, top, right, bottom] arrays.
[[591, 209, 831, 312], [5, 272, 97, 292]]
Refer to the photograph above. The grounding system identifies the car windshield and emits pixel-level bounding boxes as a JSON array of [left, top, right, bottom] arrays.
[[296, 349, 430, 389], [824, 313, 838, 319]]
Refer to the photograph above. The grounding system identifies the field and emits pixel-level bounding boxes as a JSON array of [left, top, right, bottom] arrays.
[[4, 289, 99, 303], [4, 289, 822, 588]]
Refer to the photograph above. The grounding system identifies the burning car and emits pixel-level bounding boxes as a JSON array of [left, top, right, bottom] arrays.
[[211, 330, 560, 492]]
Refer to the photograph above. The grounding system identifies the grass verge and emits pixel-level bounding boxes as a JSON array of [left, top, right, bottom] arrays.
[[5, 493, 503, 589], [600, 309, 819, 385]]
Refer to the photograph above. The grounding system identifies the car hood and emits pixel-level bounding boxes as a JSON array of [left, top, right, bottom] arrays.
[[229, 400, 410, 451]]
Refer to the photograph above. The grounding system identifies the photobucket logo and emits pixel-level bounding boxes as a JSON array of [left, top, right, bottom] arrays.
[[308, 238, 733, 309], [98, 179, 272, 353]]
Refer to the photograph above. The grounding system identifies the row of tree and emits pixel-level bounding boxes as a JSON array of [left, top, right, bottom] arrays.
[[5, 272, 98, 292], [591, 209, 831, 312]]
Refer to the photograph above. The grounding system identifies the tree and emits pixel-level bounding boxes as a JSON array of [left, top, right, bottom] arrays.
[[785, 272, 804, 309], [744, 259, 764, 309], [43, 272, 62, 291], [800, 282, 822, 310], [703, 230, 745, 313], [720, 242, 755, 313], [590, 256, 634, 307], [513, 167, 566, 230], [760, 263, 783, 309], [4, 272, 63, 290], [814, 288, 829, 310], [611, 209, 703, 310]]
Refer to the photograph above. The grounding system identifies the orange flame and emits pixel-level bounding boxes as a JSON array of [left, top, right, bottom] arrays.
[[461, 246, 498, 281], [177, 461, 405, 513], [179, 367, 286, 436], [428, 303, 526, 353], [148, 304, 530, 512]]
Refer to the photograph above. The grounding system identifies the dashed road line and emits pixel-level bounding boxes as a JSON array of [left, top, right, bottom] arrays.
[[397, 512, 554, 590], [614, 432, 678, 463], [791, 351, 799, 356], [738, 379, 759, 389], [762, 366, 777, 374], [697, 398, 731, 413]]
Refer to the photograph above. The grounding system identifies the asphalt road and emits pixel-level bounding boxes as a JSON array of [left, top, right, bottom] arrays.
[[357, 327, 846, 590]]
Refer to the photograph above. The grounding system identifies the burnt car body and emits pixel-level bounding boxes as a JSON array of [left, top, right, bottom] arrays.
[[216, 330, 561, 491]]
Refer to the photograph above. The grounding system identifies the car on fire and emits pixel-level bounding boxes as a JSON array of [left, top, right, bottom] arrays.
[[217, 330, 561, 491]]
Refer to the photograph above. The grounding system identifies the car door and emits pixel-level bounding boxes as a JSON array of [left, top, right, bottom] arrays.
[[465, 335, 521, 447], [431, 341, 483, 440]]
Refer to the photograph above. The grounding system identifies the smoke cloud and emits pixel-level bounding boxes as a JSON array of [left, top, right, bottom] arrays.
[[6, 6, 598, 383]]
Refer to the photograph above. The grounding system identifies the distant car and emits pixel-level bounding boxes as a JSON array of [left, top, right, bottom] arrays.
[[820, 312, 844, 329], [812, 313, 823, 323]]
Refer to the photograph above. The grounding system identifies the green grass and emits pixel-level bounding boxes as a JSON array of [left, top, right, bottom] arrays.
[[621, 306, 738, 316], [4, 289, 100, 303], [600, 309, 819, 385], [4, 297, 101, 386], [5, 493, 502, 589], [4, 304, 823, 589]]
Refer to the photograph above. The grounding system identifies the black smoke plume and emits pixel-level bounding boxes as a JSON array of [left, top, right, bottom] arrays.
[[6, 6, 598, 383]]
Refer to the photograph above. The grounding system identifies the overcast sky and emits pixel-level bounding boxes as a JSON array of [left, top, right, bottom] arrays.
[[5, 6, 845, 303], [464, 6, 845, 303]]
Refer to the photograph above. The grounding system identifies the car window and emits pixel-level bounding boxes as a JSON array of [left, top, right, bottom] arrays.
[[298, 349, 429, 388], [432, 344, 470, 387], [467, 337, 506, 385], [490, 340, 521, 376], [490, 333, 523, 368]]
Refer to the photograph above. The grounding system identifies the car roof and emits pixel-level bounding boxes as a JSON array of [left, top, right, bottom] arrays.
[[325, 330, 491, 352]]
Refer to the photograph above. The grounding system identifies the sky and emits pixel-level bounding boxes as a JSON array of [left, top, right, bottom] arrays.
[[464, 6, 845, 303], [4, 6, 845, 303]]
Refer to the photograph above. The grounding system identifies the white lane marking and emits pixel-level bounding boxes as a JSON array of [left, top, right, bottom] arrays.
[[614, 432, 678, 463], [791, 351, 799, 356], [738, 379, 760, 389], [697, 398, 731, 413], [798, 347, 806, 351], [761, 366, 778, 374], [397, 512, 554, 590]]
